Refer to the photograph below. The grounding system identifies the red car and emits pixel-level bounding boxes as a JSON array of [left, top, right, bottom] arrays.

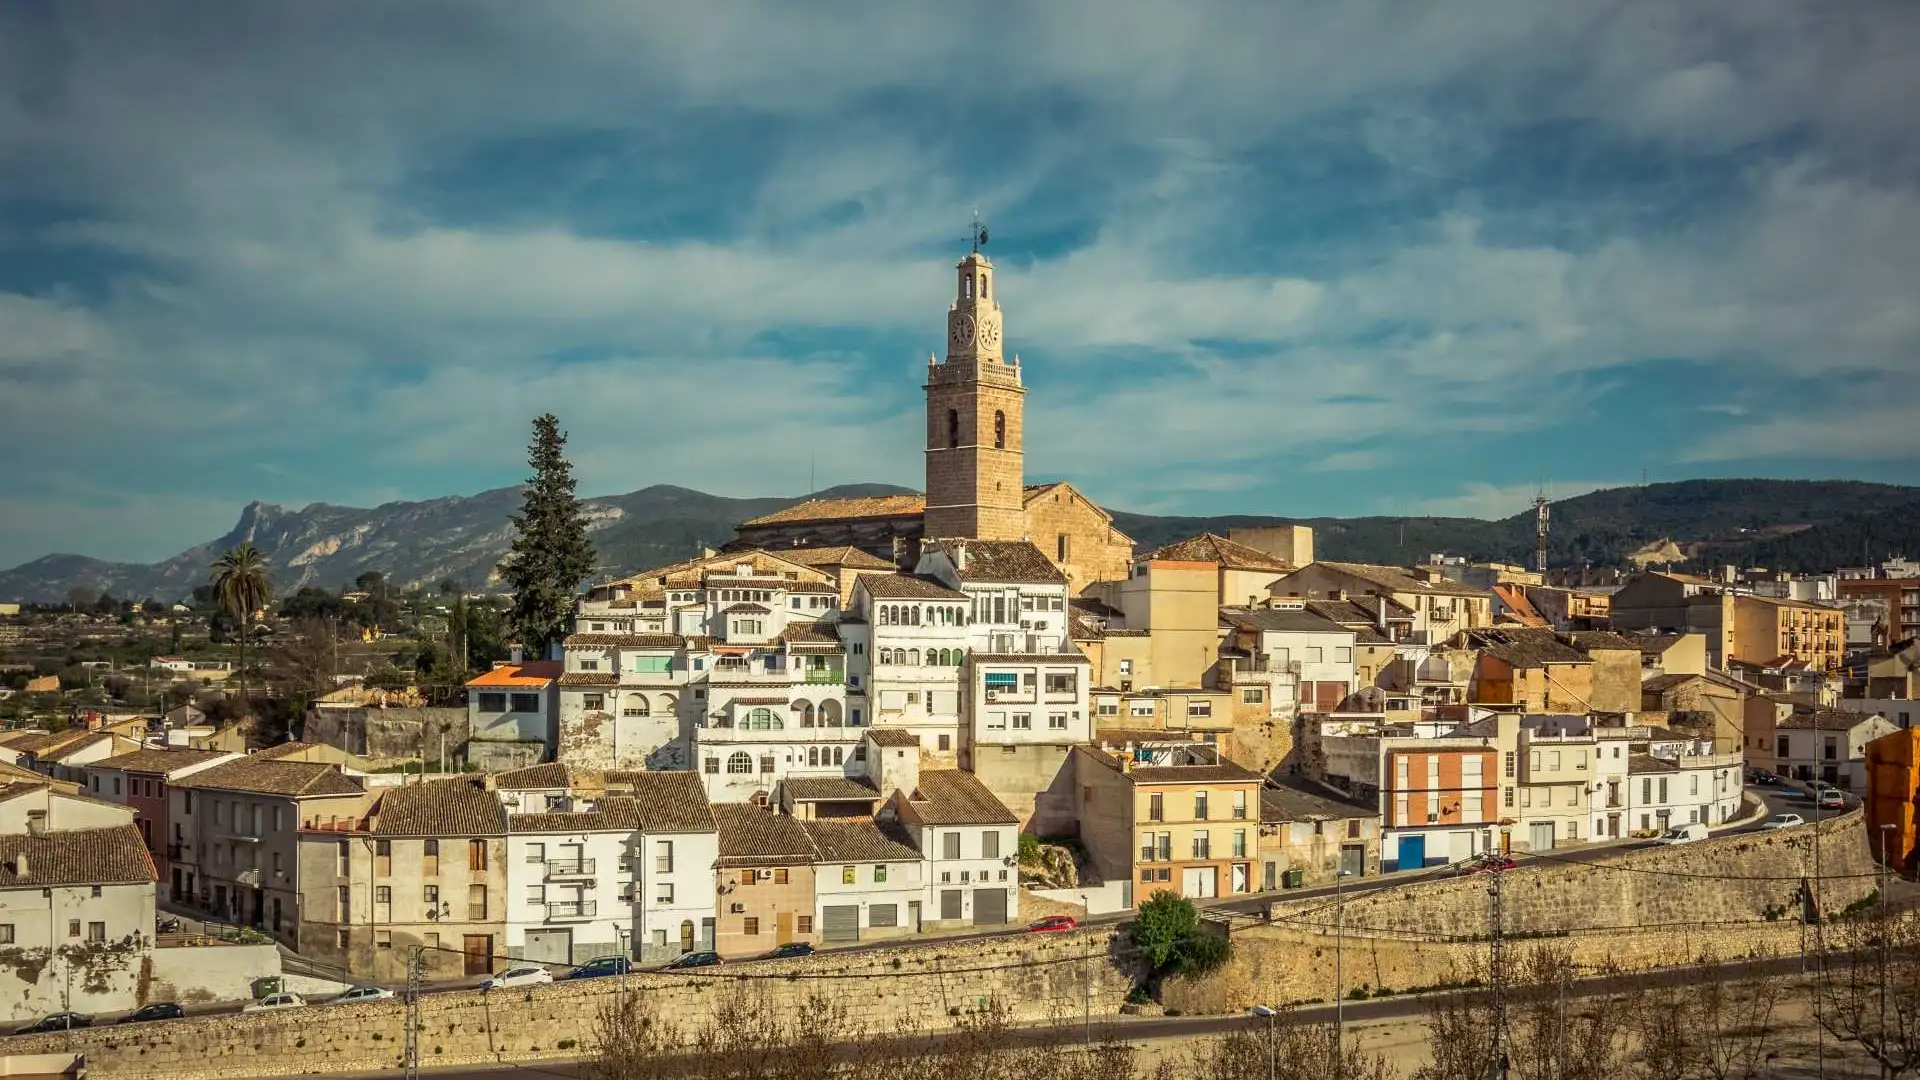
[[1027, 915, 1078, 933], [1464, 855, 1517, 875]]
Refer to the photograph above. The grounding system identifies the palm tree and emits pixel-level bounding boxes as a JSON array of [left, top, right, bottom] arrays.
[[211, 544, 272, 720]]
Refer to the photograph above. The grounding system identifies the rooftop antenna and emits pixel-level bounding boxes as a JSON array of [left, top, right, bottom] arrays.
[[1533, 484, 1550, 574]]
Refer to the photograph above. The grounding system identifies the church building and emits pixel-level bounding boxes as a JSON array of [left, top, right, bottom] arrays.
[[731, 246, 1134, 594]]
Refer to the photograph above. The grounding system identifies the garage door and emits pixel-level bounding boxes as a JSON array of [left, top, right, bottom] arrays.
[[821, 905, 861, 943], [940, 889, 964, 921], [522, 928, 572, 966], [973, 888, 1007, 926], [1529, 822, 1555, 852]]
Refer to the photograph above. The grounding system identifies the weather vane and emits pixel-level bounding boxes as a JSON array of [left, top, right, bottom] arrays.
[[970, 210, 989, 253]]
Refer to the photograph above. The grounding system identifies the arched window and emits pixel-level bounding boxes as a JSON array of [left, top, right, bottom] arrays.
[[727, 752, 753, 774], [808, 747, 820, 766], [908, 649, 921, 666], [832, 746, 844, 766], [627, 696, 649, 716], [821, 700, 843, 727], [994, 411, 1006, 449], [981, 274, 988, 299], [744, 707, 780, 730], [910, 606, 921, 626], [948, 409, 960, 449], [680, 921, 695, 952]]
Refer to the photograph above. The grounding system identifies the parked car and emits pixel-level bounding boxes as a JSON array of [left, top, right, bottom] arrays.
[[1746, 770, 1778, 785], [565, 956, 632, 980], [1761, 813, 1807, 830], [14, 1013, 90, 1035], [326, 985, 395, 1005], [1462, 855, 1517, 874], [242, 993, 307, 1013], [764, 942, 815, 960], [1658, 823, 1709, 845], [1027, 915, 1078, 933], [664, 951, 724, 970], [118, 1002, 185, 1024], [481, 965, 555, 991], [1818, 791, 1848, 811]]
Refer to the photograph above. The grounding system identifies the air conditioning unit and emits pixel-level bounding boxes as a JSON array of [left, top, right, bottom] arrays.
[[756, 869, 773, 880]]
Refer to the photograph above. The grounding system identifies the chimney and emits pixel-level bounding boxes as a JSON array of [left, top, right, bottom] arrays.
[[13, 854, 26, 875], [702, 547, 717, 559], [508, 643, 524, 664]]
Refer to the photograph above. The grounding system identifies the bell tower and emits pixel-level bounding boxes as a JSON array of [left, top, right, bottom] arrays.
[[924, 237, 1025, 541]]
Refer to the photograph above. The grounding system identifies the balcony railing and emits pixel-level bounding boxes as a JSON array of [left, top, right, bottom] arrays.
[[803, 669, 845, 684], [165, 842, 184, 859], [546, 858, 597, 878], [546, 900, 598, 920]]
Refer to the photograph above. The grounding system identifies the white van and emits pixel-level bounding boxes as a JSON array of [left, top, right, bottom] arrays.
[[1658, 822, 1708, 845]]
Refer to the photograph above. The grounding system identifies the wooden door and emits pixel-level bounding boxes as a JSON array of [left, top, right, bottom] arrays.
[[775, 911, 793, 945], [463, 934, 493, 976]]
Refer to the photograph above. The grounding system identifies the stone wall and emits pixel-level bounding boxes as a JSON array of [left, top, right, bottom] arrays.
[[1268, 812, 1874, 941], [302, 707, 469, 768], [17, 930, 1136, 1080]]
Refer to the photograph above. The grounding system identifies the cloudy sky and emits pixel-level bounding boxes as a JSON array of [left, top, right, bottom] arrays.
[[3, 2, 1918, 569]]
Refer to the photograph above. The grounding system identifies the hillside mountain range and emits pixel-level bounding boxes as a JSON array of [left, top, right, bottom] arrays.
[[3, 479, 1915, 604]]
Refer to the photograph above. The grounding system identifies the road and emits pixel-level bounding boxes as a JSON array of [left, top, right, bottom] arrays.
[[316, 951, 1832, 1080]]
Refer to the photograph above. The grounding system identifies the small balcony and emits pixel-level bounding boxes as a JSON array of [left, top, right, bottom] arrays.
[[803, 668, 845, 685], [546, 900, 598, 921], [546, 858, 597, 879], [165, 842, 184, 860]]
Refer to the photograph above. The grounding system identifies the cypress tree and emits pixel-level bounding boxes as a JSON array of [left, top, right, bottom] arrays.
[[499, 414, 596, 655]]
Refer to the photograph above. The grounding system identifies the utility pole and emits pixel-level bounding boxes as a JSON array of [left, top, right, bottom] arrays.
[[1334, 868, 1351, 1077], [1080, 894, 1091, 1048], [1488, 860, 1510, 1080], [1880, 823, 1896, 1079], [403, 944, 425, 1080]]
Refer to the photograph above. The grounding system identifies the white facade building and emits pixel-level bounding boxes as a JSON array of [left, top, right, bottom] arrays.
[[803, 818, 927, 944], [1219, 605, 1361, 716], [888, 769, 1020, 928]]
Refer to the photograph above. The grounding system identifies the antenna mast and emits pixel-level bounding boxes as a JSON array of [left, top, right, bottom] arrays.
[[970, 210, 989, 253], [1533, 487, 1550, 574]]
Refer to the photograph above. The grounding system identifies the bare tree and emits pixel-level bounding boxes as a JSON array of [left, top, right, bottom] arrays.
[[1179, 1018, 1397, 1080], [1814, 907, 1920, 1078], [1417, 947, 1635, 1080], [1628, 953, 1784, 1080]]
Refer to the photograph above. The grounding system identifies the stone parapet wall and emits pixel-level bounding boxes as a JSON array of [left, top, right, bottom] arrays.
[[1268, 812, 1875, 939], [15, 930, 1134, 1080]]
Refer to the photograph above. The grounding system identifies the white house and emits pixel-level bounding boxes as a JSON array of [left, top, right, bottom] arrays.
[[465, 659, 562, 752], [1219, 604, 1361, 716], [802, 818, 927, 944], [1627, 749, 1745, 834], [497, 769, 719, 965], [1775, 709, 1899, 793], [844, 574, 971, 759], [0, 824, 156, 1022], [504, 808, 637, 967], [888, 769, 1020, 928]]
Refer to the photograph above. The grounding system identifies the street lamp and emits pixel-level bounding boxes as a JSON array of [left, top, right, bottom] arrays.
[[1249, 1004, 1278, 1080]]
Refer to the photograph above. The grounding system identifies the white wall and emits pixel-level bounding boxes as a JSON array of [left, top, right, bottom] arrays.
[[0, 882, 155, 1022], [911, 823, 1018, 926], [632, 828, 719, 960], [504, 828, 633, 963], [148, 941, 283, 1005], [813, 858, 925, 937]]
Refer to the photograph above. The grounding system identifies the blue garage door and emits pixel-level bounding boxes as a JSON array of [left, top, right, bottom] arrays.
[[1395, 834, 1426, 872]]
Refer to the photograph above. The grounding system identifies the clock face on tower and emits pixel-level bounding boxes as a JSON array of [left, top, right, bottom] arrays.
[[979, 317, 1001, 349], [950, 314, 977, 348]]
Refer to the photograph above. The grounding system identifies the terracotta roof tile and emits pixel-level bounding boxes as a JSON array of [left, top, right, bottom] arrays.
[[864, 728, 921, 748], [371, 777, 505, 836], [1779, 707, 1883, 731], [1310, 562, 1492, 599], [1467, 628, 1588, 668], [925, 539, 1066, 584], [1259, 778, 1375, 822], [0, 825, 154, 887], [725, 603, 772, 614], [174, 758, 365, 798], [36, 731, 133, 763], [1567, 631, 1641, 652], [1225, 608, 1353, 635], [561, 634, 684, 649], [714, 804, 818, 865], [801, 818, 922, 863], [741, 494, 927, 527], [777, 622, 841, 647], [858, 574, 969, 600], [559, 672, 620, 687], [466, 661, 564, 688], [782, 776, 880, 802], [904, 770, 1017, 825], [1147, 533, 1291, 571], [1125, 759, 1265, 785], [971, 652, 1090, 664], [776, 546, 896, 570], [493, 762, 589, 790], [91, 748, 232, 775], [615, 772, 715, 832]]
